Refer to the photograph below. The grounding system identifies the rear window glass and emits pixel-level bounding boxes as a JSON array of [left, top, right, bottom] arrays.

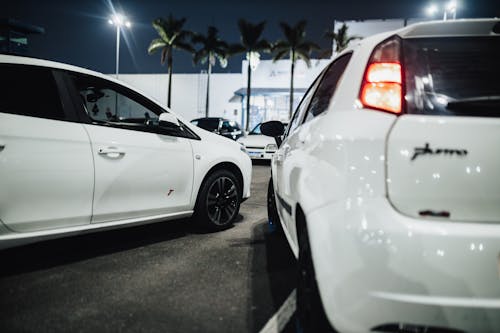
[[0, 64, 65, 120], [403, 37, 500, 117]]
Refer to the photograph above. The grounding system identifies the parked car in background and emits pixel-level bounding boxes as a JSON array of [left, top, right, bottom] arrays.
[[263, 19, 500, 333], [237, 122, 285, 160], [190, 117, 243, 140], [0, 55, 252, 250]]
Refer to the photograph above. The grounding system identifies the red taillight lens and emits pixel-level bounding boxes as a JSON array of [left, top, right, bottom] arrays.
[[366, 63, 401, 84], [360, 37, 403, 114], [361, 82, 402, 113]]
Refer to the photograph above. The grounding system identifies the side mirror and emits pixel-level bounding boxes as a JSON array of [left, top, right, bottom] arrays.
[[159, 113, 180, 128], [261, 121, 285, 147]]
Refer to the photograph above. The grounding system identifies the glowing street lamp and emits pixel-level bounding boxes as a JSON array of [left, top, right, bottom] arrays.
[[108, 14, 131, 78], [426, 2, 458, 21], [426, 4, 438, 17]]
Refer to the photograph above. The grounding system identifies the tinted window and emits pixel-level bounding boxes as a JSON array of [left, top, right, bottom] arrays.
[[193, 118, 220, 131], [304, 53, 352, 122], [221, 120, 240, 132], [404, 37, 500, 117], [69, 73, 192, 137], [286, 71, 325, 137], [0, 64, 65, 120]]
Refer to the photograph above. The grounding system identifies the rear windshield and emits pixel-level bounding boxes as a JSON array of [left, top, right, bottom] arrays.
[[403, 36, 500, 117]]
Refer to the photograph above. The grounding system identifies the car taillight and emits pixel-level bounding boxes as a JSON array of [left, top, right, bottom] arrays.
[[360, 36, 403, 114]]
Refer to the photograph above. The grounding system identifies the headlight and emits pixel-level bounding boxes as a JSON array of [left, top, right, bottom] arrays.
[[239, 143, 247, 153], [265, 144, 278, 151]]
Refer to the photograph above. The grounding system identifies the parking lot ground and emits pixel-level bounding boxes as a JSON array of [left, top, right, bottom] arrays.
[[0, 162, 297, 333]]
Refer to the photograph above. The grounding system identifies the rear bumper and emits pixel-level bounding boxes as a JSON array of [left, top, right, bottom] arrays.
[[305, 197, 500, 333]]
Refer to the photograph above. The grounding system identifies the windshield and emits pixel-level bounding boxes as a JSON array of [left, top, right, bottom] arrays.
[[403, 36, 500, 116], [249, 123, 261, 135]]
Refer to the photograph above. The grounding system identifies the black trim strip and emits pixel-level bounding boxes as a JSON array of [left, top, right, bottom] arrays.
[[276, 193, 292, 215]]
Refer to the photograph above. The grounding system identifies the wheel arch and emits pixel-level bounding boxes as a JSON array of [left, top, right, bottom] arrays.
[[198, 162, 244, 200]]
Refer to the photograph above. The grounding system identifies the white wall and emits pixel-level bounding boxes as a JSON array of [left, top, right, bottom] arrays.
[[117, 59, 329, 124], [118, 73, 243, 123], [242, 59, 330, 89]]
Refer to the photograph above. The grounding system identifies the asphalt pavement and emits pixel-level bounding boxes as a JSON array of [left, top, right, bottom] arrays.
[[0, 162, 297, 333]]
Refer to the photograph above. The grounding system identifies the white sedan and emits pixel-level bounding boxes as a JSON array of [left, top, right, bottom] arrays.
[[263, 19, 500, 333], [0, 55, 251, 249], [237, 123, 279, 160]]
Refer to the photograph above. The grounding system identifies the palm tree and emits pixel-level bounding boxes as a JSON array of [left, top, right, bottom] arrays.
[[272, 21, 320, 118], [230, 19, 272, 131], [192, 26, 229, 117], [322, 23, 361, 58], [147, 14, 194, 108]]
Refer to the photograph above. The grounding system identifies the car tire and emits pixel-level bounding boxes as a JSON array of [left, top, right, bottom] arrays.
[[194, 169, 241, 231], [296, 213, 335, 333], [267, 177, 282, 234]]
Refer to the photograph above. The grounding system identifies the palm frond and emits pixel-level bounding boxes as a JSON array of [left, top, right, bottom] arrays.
[[147, 38, 166, 54], [272, 49, 289, 61], [152, 19, 169, 43]]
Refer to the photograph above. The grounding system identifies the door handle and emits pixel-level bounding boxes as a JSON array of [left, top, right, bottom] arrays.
[[98, 147, 126, 158], [0, 143, 5, 152]]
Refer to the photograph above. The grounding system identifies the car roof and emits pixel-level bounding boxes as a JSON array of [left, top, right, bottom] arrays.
[[396, 18, 500, 38], [338, 18, 500, 58]]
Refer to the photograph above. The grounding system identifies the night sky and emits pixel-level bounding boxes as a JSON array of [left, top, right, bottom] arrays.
[[4, 0, 500, 74]]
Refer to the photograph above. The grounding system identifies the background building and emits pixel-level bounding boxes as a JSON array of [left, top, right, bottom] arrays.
[[119, 59, 329, 129]]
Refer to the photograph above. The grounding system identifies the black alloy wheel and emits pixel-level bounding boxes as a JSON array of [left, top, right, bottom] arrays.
[[194, 169, 241, 231], [296, 214, 335, 333]]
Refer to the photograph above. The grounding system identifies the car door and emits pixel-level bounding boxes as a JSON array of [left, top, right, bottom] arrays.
[[67, 72, 195, 223], [273, 77, 322, 234], [275, 54, 353, 247], [0, 64, 94, 232]]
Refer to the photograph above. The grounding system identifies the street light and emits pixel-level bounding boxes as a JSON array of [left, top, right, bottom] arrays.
[[426, 2, 458, 21], [108, 14, 131, 78], [426, 4, 438, 17]]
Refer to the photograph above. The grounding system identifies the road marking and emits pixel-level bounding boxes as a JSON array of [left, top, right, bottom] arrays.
[[259, 289, 296, 333]]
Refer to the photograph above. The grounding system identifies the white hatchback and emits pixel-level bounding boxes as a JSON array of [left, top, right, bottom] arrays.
[[237, 123, 280, 160], [263, 19, 500, 333], [0, 55, 251, 249]]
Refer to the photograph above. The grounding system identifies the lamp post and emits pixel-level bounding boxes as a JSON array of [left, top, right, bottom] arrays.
[[108, 14, 131, 78]]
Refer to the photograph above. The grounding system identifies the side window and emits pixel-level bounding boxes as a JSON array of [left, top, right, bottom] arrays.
[[285, 71, 325, 137], [222, 120, 240, 132], [304, 53, 352, 123], [0, 64, 66, 120], [71, 74, 159, 125], [221, 120, 232, 131]]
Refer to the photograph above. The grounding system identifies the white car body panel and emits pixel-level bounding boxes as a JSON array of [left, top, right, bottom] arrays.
[[270, 19, 500, 332], [0, 55, 251, 249], [0, 113, 94, 232], [83, 124, 194, 223], [388, 115, 500, 222]]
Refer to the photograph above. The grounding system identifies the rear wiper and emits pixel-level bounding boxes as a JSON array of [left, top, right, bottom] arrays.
[[447, 96, 500, 116]]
